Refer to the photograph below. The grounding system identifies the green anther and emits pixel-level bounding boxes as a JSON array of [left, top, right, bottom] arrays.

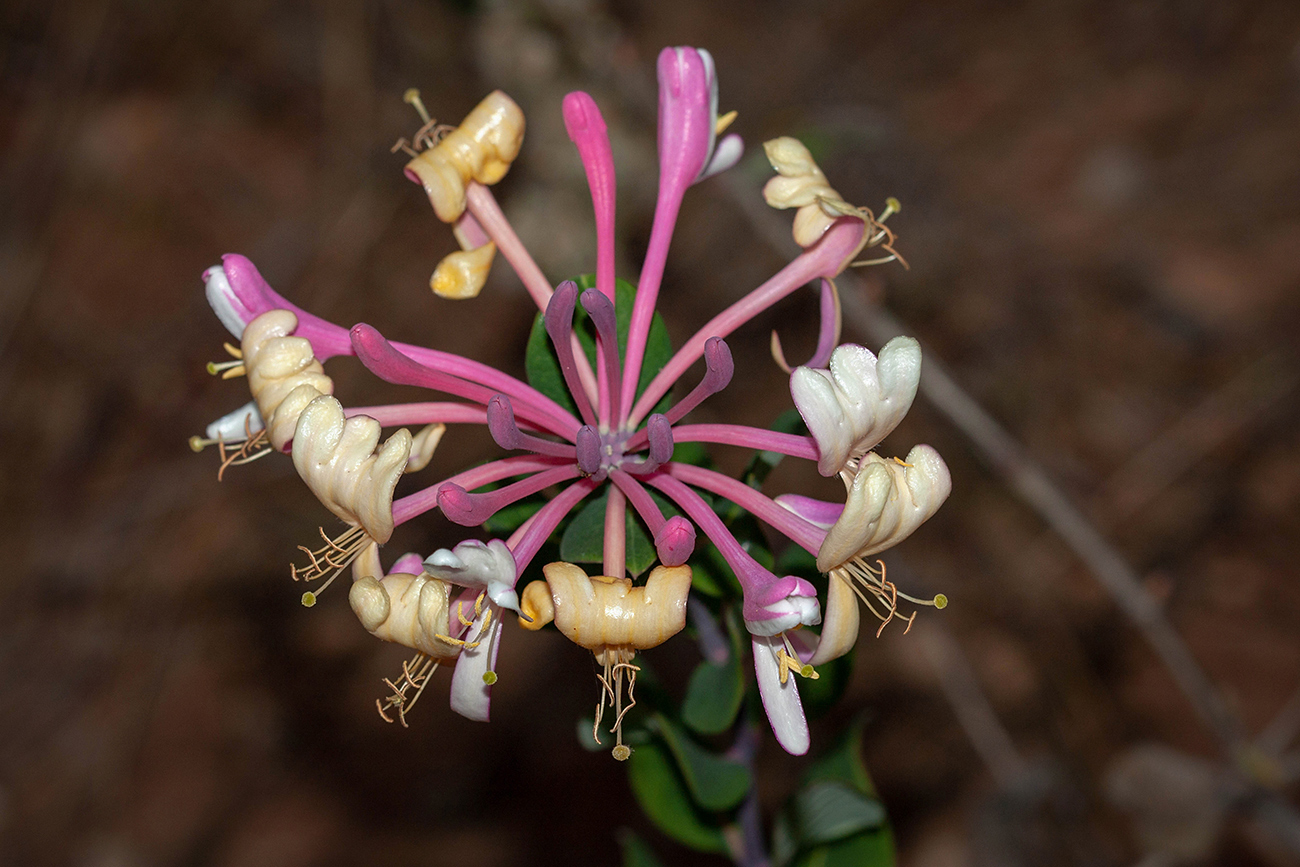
[[934, 594, 948, 610], [301, 591, 317, 608], [482, 671, 498, 685]]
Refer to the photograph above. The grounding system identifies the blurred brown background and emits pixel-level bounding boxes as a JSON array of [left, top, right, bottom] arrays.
[[3, 1, 1300, 864]]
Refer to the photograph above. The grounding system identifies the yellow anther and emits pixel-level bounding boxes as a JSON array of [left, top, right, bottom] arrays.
[[775, 648, 819, 685], [403, 88, 432, 125], [893, 456, 914, 467], [456, 601, 476, 628], [433, 633, 481, 649], [206, 359, 246, 378], [715, 110, 738, 135]]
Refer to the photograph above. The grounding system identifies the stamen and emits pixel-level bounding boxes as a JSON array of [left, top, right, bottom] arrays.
[[593, 651, 639, 761], [715, 109, 738, 135], [190, 414, 274, 481], [204, 342, 246, 378], [292, 524, 370, 607], [376, 651, 439, 728], [775, 636, 819, 685], [834, 559, 947, 637]]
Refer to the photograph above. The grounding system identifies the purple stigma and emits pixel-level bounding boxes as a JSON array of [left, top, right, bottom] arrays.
[[576, 425, 603, 477]]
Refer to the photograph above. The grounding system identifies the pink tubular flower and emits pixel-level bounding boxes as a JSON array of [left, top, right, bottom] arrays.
[[194, 46, 948, 755]]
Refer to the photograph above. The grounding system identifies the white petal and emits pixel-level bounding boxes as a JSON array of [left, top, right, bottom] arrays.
[[204, 400, 265, 441], [424, 539, 519, 612], [204, 264, 252, 338], [697, 133, 744, 181], [449, 610, 503, 722], [752, 635, 809, 755]]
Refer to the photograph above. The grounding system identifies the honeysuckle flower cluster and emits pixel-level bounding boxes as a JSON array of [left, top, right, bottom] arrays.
[[194, 46, 950, 759]]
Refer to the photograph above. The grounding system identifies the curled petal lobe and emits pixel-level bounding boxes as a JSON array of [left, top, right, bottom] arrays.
[[430, 241, 497, 299], [405, 91, 525, 223], [241, 310, 334, 451], [792, 337, 922, 476], [405, 423, 446, 473], [817, 445, 952, 573], [424, 538, 520, 613], [291, 395, 412, 544], [538, 561, 691, 653], [806, 573, 861, 666], [349, 568, 460, 659]]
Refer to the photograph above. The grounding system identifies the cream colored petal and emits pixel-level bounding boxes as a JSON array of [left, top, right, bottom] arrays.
[[816, 445, 952, 572], [792, 338, 922, 476], [348, 571, 459, 659], [291, 395, 412, 543], [240, 310, 333, 451], [806, 574, 861, 666], [541, 562, 691, 652], [405, 423, 446, 473], [405, 91, 525, 223], [430, 241, 496, 300]]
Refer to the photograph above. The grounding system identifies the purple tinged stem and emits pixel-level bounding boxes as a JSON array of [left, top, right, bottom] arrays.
[[351, 323, 580, 438], [627, 217, 867, 428], [345, 402, 489, 427], [507, 478, 598, 578], [580, 288, 622, 429], [221, 256, 581, 429], [644, 472, 778, 598], [463, 184, 600, 407], [438, 464, 581, 527], [665, 462, 824, 554], [669, 423, 818, 460], [391, 454, 569, 526], [562, 92, 617, 304], [486, 394, 575, 458], [623, 413, 673, 475], [604, 483, 627, 579], [661, 336, 732, 425], [610, 470, 694, 568], [544, 282, 598, 428]]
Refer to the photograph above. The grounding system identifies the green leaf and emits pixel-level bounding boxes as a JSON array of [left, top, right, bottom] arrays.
[[791, 782, 885, 846], [524, 275, 675, 419], [654, 714, 751, 811], [559, 490, 659, 578], [681, 652, 744, 735], [627, 741, 728, 853], [804, 715, 875, 795], [617, 829, 667, 867], [794, 830, 895, 867], [481, 496, 544, 535], [525, 311, 577, 415]]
